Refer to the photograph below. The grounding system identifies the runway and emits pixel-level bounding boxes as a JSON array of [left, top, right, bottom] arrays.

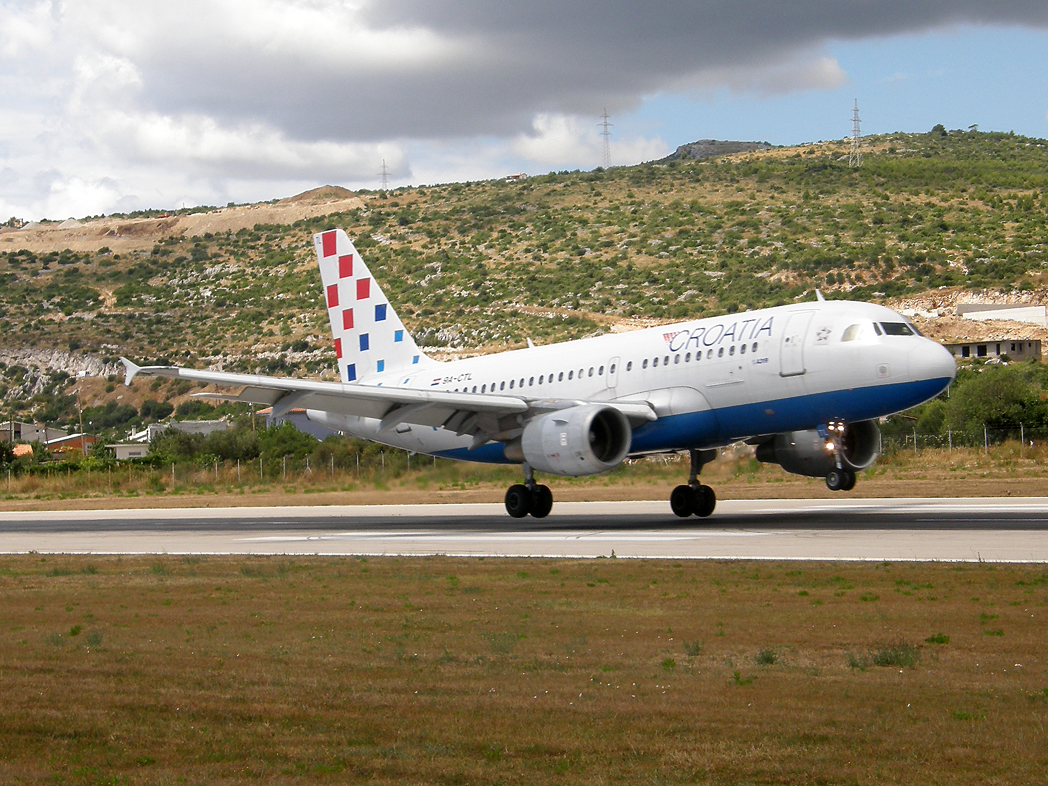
[[2, 497, 1048, 561]]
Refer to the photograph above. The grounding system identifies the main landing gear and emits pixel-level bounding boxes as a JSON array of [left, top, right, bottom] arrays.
[[505, 463, 554, 519], [825, 467, 856, 491], [670, 448, 718, 518]]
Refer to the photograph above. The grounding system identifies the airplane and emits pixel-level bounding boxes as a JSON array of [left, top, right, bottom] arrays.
[[122, 228, 957, 519]]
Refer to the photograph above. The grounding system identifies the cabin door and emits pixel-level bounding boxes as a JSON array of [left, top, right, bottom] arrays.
[[779, 311, 814, 377]]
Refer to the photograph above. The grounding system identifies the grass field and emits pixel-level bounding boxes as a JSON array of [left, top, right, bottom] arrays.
[[2, 555, 1046, 784]]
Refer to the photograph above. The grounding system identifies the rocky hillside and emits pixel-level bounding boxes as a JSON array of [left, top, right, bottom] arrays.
[[2, 130, 1048, 429]]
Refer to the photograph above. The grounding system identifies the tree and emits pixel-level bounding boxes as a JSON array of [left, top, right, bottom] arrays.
[[943, 366, 1046, 433], [140, 399, 174, 422], [0, 440, 14, 469], [257, 422, 318, 461]]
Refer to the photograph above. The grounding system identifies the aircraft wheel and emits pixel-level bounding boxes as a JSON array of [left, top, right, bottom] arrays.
[[530, 485, 553, 518], [841, 469, 857, 491], [505, 484, 532, 518], [670, 485, 695, 518], [695, 484, 717, 518], [825, 469, 846, 491]]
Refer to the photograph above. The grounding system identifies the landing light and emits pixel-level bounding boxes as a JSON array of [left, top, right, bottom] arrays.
[[825, 442, 836, 452]]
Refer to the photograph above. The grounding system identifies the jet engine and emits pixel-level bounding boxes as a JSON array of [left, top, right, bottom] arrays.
[[754, 420, 880, 478], [517, 404, 631, 476]]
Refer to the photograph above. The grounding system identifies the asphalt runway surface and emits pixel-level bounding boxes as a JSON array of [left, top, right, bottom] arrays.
[[2, 498, 1048, 561]]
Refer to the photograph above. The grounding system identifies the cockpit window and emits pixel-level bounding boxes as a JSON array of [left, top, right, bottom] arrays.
[[841, 324, 865, 342], [880, 322, 914, 336]]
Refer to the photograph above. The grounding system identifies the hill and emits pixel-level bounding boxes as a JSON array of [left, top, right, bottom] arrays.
[[2, 130, 1048, 430]]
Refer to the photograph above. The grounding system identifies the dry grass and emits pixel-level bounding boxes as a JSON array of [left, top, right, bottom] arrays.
[[1, 556, 1046, 784]]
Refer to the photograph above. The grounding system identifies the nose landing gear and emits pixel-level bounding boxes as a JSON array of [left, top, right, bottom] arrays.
[[824, 420, 857, 491], [670, 448, 718, 518], [505, 463, 554, 519]]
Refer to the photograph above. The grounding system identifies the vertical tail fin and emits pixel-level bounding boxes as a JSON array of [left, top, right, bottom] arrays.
[[313, 229, 433, 383]]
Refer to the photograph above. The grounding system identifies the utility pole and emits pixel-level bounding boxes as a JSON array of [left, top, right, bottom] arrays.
[[75, 377, 86, 455], [849, 99, 862, 168], [598, 108, 613, 169], [379, 159, 390, 191]]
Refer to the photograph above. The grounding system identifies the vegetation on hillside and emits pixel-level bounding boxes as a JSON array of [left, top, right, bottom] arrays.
[[2, 129, 1048, 426]]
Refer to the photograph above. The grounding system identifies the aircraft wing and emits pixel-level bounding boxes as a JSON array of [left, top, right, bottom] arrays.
[[121, 358, 655, 445]]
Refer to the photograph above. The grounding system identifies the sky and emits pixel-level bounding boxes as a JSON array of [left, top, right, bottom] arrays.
[[1, 1, 1047, 221]]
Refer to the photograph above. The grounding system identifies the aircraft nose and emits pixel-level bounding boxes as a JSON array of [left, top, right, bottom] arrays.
[[909, 339, 957, 384]]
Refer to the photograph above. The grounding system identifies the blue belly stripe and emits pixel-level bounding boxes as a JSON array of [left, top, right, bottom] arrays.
[[629, 376, 952, 453], [435, 376, 952, 463]]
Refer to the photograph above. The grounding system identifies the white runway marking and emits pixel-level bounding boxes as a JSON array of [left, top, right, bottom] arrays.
[[2, 498, 1048, 561]]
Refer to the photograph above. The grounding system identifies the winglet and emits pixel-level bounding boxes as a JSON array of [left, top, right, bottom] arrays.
[[815, 289, 826, 302], [120, 357, 142, 386]]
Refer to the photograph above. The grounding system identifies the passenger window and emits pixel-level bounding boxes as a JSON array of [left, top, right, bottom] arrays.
[[653, 357, 659, 368], [529, 377, 534, 386], [674, 354, 680, 364], [740, 344, 746, 354], [509, 380, 514, 389], [568, 370, 574, 380], [751, 342, 758, 352], [500, 381, 505, 390], [626, 361, 632, 371], [642, 359, 649, 369], [588, 367, 594, 377], [707, 349, 713, 359], [482, 384, 487, 393], [685, 352, 691, 362], [599, 365, 604, 375], [717, 347, 724, 357], [558, 372, 564, 381], [609, 363, 616, 373], [664, 355, 669, 366], [729, 345, 735, 356], [519, 378, 524, 387], [538, 375, 543, 384], [472, 385, 477, 393]]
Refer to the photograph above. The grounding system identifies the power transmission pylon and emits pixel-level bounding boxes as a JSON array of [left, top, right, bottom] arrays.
[[849, 100, 862, 168], [379, 159, 390, 191], [598, 109, 613, 169]]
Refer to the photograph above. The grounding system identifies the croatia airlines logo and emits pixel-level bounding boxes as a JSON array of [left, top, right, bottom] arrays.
[[662, 316, 775, 351]]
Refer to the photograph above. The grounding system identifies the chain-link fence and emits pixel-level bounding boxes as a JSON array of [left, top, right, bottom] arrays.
[[881, 425, 1047, 454]]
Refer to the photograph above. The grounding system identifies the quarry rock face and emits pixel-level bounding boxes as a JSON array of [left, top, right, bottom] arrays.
[[0, 348, 121, 380], [661, 140, 773, 161]]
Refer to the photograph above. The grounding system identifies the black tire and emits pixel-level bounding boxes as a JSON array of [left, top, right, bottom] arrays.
[[505, 484, 532, 518], [826, 469, 845, 491], [670, 485, 695, 518], [695, 484, 717, 518], [530, 485, 553, 518], [841, 469, 857, 491]]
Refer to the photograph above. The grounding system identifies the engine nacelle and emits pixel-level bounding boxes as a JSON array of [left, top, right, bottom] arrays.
[[517, 404, 631, 477], [755, 420, 880, 478]]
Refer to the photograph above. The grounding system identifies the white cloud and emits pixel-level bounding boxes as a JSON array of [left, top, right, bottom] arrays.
[[512, 115, 600, 168], [511, 114, 669, 170]]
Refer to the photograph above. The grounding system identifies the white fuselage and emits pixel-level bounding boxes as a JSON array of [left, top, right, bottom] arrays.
[[308, 299, 956, 463]]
